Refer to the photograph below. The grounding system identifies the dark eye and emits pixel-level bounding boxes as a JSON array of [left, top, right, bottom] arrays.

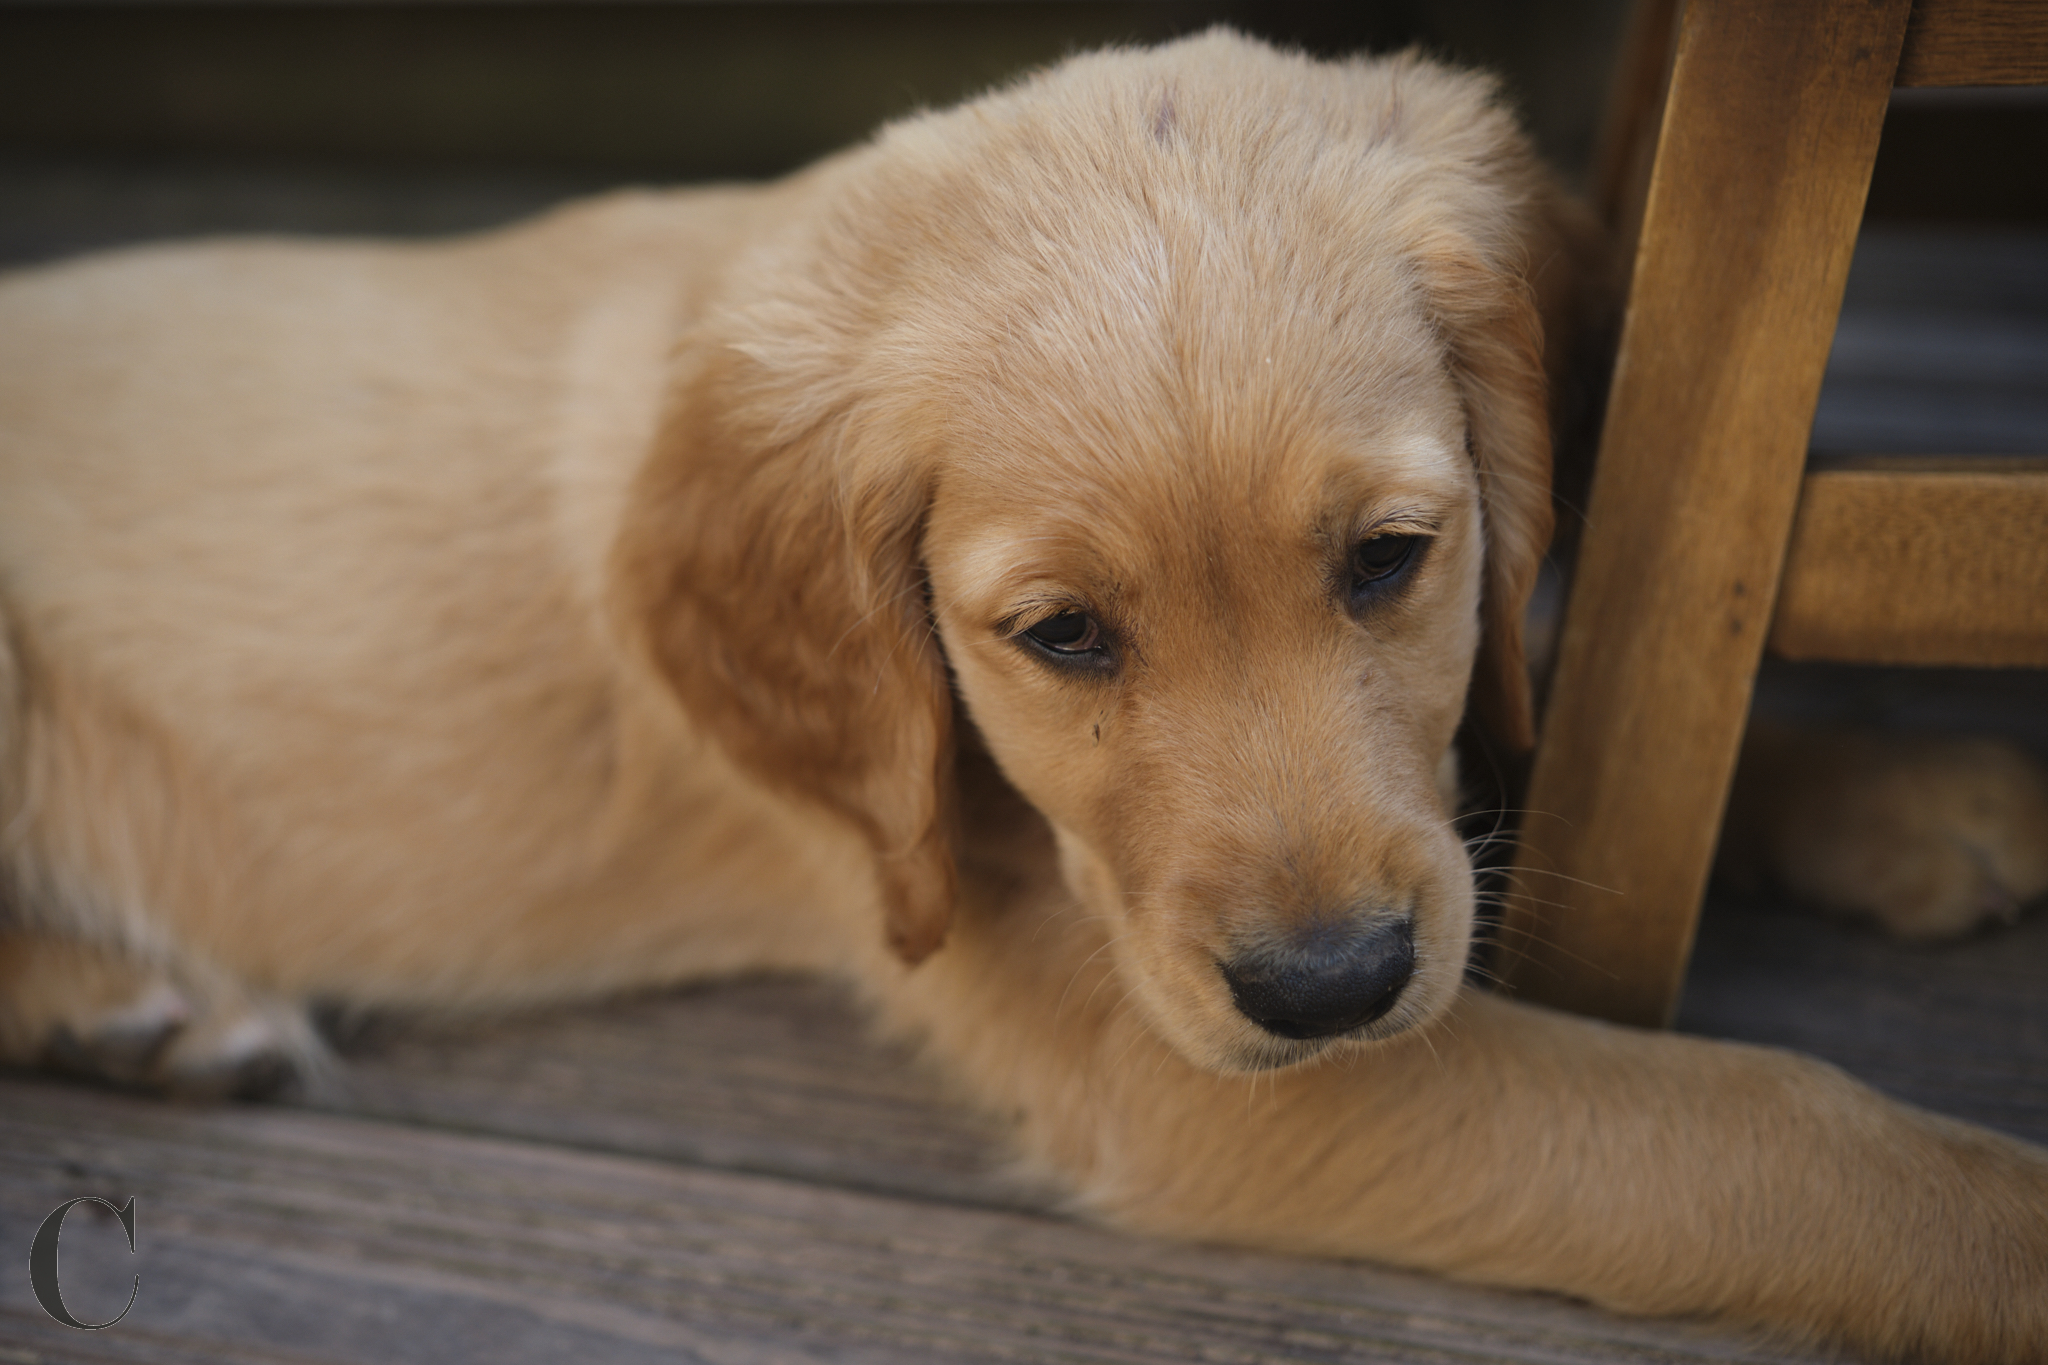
[[1021, 611, 1105, 657], [1350, 534, 1424, 603]]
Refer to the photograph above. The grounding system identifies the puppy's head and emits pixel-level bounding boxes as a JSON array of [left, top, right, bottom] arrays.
[[620, 33, 1556, 1071]]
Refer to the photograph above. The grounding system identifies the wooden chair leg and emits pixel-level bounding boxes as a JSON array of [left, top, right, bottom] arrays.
[[1499, 0, 1913, 1027]]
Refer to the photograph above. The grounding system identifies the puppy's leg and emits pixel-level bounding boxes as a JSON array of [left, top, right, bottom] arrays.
[[0, 929, 319, 1099], [886, 893, 2048, 1363], [0, 622, 323, 1096], [1722, 721, 2048, 939]]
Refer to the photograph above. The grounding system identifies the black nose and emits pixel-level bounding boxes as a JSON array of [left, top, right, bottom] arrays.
[[1221, 918, 1415, 1040]]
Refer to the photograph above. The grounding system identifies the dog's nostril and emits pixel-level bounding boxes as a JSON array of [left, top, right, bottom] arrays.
[[1220, 918, 1415, 1041]]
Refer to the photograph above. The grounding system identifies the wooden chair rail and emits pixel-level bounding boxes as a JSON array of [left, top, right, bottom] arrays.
[[1898, 0, 2048, 86], [1771, 459, 2048, 666]]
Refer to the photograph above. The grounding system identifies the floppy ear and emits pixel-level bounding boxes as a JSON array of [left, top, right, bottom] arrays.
[[1419, 228, 1558, 753], [611, 347, 957, 964]]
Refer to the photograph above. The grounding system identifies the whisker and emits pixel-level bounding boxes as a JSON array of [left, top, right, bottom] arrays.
[[1481, 929, 1618, 980], [1079, 954, 1143, 1018], [1105, 995, 1165, 1074], [1473, 888, 1580, 914], [1416, 1023, 1444, 1074], [1056, 937, 1122, 1022], [1498, 865, 1624, 897], [1032, 910, 1119, 944]]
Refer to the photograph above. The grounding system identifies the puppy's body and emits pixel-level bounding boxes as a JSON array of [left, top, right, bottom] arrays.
[[2, 35, 2044, 1361], [0, 183, 883, 1006]]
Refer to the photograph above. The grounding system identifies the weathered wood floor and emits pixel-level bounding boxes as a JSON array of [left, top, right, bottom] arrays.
[[3, 164, 2045, 1363], [4, 898, 2047, 1363]]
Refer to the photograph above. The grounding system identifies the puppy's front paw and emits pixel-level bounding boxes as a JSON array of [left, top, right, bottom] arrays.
[[1727, 726, 2048, 940], [152, 1004, 314, 1101], [0, 931, 316, 1099], [39, 976, 193, 1086]]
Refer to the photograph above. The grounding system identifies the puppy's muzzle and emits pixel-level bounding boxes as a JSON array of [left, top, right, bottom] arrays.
[[1221, 918, 1415, 1040]]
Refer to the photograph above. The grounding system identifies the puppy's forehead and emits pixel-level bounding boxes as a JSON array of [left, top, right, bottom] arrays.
[[890, 48, 1499, 602], [928, 187, 1461, 456], [928, 231, 1474, 600]]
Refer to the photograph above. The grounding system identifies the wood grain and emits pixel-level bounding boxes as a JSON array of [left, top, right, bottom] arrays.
[[4, 897, 2043, 1365], [1769, 460, 2048, 666], [0, 1079, 1825, 1365], [1677, 898, 2048, 1148], [1501, 0, 1914, 1027], [1897, 0, 2048, 86], [314, 979, 1045, 1211]]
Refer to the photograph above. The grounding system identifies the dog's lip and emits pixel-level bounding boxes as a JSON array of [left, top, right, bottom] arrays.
[[1225, 1031, 1334, 1073], [1223, 1013, 1422, 1072]]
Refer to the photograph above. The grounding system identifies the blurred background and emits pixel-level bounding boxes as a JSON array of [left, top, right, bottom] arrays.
[[1, 0, 1639, 263], [1, 1, 2039, 255]]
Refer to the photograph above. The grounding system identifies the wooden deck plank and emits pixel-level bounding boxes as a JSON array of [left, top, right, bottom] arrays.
[[1676, 897, 2048, 1146], [314, 979, 1043, 1211], [0, 1080, 1831, 1365], [310, 891, 2048, 1210], [0, 884, 1993, 1365]]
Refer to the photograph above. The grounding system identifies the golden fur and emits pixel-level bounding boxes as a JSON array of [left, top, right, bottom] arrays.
[[1, 33, 2043, 1361]]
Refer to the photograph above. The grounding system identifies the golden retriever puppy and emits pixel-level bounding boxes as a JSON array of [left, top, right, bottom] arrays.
[[1, 31, 2043, 1362]]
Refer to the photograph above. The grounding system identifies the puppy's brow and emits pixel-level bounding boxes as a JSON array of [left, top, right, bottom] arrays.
[[1358, 507, 1443, 538], [993, 594, 1080, 637], [992, 566, 1123, 629]]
